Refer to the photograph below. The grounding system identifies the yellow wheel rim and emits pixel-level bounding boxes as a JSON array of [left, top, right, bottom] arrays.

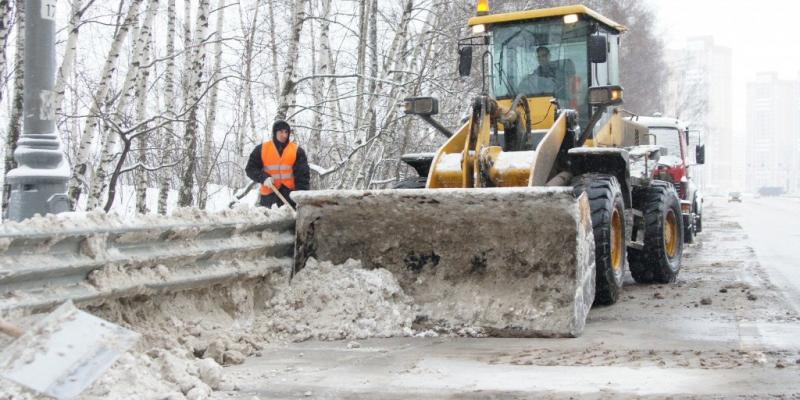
[[664, 210, 679, 258], [611, 208, 623, 272]]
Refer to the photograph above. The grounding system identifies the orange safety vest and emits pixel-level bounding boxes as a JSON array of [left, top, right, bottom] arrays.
[[260, 140, 297, 195]]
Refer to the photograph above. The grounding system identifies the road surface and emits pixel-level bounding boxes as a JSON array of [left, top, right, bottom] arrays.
[[214, 197, 800, 399], [735, 196, 800, 313]]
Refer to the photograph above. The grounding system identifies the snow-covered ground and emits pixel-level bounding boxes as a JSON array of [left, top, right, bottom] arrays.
[[2, 197, 799, 399]]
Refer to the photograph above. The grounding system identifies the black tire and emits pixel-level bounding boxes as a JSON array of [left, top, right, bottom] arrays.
[[393, 176, 427, 189], [629, 181, 683, 284], [572, 174, 626, 306]]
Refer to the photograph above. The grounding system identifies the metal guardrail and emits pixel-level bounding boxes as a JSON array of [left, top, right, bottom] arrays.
[[0, 209, 295, 314]]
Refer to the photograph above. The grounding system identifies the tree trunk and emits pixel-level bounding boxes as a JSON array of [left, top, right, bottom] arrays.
[[68, 0, 143, 208], [365, 0, 378, 141], [352, 0, 368, 134], [0, 0, 12, 97], [53, 0, 86, 116], [267, 0, 278, 98], [134, 37, 153, 214], [177, 0, 210, 207], [157, 0, 178, 215], [2, 0, 22, 217], [237, 0, 259, 156], [197, 0, 225, 210], [181, 0, 192, 106], [274, 0, 308, 121], [308, 0, 331, 164]]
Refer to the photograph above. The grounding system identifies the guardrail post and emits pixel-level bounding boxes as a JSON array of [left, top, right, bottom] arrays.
[[4, 0, 70, 221]]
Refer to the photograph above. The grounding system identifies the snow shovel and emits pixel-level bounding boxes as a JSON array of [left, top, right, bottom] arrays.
[[265, 179, 296, 214], [0, 301, 140, 399]]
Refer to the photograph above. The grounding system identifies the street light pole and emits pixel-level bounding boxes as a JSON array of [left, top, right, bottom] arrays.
[[5, 0, 69, 221]]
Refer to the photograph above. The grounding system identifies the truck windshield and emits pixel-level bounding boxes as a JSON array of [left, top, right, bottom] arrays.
[[492, 18, 590, 117], [649, 127, 682, 158]]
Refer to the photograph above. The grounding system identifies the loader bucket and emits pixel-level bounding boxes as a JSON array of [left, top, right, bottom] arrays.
[[292, 187, 596, 337]]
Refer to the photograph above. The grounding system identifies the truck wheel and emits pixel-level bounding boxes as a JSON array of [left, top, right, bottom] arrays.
[[694, 206, 703, 233], [572, 174, 626, 305], [393, 177, 427, 189], [630, 181, 683, 284], [683, 214, 695, 244]]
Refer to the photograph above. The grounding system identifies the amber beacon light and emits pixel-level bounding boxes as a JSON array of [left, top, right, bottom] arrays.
[[477, 0, 490, 15]]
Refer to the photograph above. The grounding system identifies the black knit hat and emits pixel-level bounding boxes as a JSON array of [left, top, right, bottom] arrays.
[[272, 120, 291, 137]]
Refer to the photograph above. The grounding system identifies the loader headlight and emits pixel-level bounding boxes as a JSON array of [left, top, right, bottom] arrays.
[[472, 24, 486, 35], [404, 97, 439, 116], [563, 14, 579, 24], [588, 85, 624, 107]]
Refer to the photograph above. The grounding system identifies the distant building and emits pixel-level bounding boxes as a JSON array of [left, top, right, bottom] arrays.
[[666, 37, 733, 194], [745, 73, 800, 194]]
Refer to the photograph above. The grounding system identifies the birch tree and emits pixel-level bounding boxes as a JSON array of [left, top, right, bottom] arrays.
[[274, 0, 308, 121], [267, 0, 279, 97], [197, 0, 225, 209], [68, 0, 143, 207], [236, 0, 259, 155], [87, 0, 158, 210], [54, 0, 96, 116], [307, 0, 330, 163], [133, 37, 153, 213], [157, 0, 178, 214], [0, 0, 12, 95], [2, 0, 21, 216], [352, 0, 368, 134], [177, 0, 210, 207]]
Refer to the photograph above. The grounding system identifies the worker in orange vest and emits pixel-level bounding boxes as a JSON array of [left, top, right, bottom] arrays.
[[245, 120, 310, 208]]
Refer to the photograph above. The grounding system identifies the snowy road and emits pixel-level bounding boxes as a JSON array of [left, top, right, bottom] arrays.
[[735, 196, 800, 313], [214, 198, 800, 399]]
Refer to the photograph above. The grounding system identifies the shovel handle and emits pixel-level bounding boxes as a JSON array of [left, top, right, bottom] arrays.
[[0, 318, 23, 338], [265, 180, 296, 213]]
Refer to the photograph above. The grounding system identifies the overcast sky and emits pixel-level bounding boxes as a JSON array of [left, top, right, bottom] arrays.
[[650, 0, 800, 129]]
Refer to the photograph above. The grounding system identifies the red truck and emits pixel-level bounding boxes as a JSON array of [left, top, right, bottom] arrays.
[[629, 115, 705, 243]]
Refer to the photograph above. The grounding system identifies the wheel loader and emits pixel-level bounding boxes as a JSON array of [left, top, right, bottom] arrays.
[[292, 4, 683, 337]]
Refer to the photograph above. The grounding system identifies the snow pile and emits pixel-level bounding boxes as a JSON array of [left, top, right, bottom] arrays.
[[2, 258, 417, 398], [493, 150, 535, 172], [255, 258, 416, 341], [0, 347, 229, 400], [81, 349, 228, 400], [436, 153, 463, 172]]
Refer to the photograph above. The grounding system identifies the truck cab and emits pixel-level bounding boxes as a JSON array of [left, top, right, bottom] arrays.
[[629, 115, 705, 242]]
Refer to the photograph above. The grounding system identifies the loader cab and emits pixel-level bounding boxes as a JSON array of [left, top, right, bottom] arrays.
[[468, 5, 625, 139]]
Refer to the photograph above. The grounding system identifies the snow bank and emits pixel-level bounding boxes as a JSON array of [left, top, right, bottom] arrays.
[[1, 258, 417, 399]]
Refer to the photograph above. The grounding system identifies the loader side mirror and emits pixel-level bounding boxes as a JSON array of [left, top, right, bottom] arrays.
[[696, 144, 705, 164], [588, 85, 623, 107], [588, 35, 607, 63], [458, 46, 473, 77], [404, 97, 439, 116]]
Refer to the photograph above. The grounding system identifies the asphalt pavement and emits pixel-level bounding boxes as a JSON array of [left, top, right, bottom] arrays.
[[733, 195, 800, 313]]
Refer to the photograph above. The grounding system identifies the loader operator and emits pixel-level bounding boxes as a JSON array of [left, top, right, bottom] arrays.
[[533, 46, 557, 80], [245, 120, 310, 208], [518, 46, 575, 106]]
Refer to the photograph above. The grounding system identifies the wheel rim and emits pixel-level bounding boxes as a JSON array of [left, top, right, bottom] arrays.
[[664, 210, 679, 258], [611, 208, 623, 272]]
